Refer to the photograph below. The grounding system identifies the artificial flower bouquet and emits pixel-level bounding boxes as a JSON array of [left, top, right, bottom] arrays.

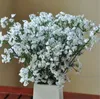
[[0, 12, 100, 87]]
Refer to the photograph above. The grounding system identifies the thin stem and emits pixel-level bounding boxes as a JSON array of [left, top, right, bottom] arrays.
[[64, 30, 99, 73], [11, 47, 19, 58], [64, 38, 90, 73]]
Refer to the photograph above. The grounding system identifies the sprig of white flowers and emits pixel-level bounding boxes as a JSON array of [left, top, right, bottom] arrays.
[[0, 12, 100, 86]]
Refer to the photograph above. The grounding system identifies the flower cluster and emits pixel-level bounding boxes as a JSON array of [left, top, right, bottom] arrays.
[[0, 12, 100, 86]]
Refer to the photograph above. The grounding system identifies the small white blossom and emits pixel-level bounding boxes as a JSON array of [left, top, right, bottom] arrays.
[[84, 38, 89, 43], [23, 81, 29, 86], [90, 31, 94, 37], [19, 58, 25, 63], [0, 17, 8, 28], [0, 32, 4, 47], [11, 14, 16, 18]]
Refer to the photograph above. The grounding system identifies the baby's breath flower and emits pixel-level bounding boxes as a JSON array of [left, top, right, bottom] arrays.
[[0, 12, 99, 86]]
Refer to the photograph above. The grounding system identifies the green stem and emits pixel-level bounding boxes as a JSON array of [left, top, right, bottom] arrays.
[[64, 38, 91, 73], [64, 31, 99, 73]]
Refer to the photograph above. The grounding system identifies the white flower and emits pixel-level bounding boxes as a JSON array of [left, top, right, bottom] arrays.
[[84, 38, 89, 43], [12, 45, 22, 56], [11, 14, 16, 18], [9, 19, 14, 23], [72, 46, 77, 51], [20, 78, 25, 83], [23, 81, 29, 86], [0, 17, 8, 28], [90, 31, 94, 37], [19, 58, 25, 63], [46, 46, 51, 51], [46, 41, 49, 45], [65, 46, 70, 50], [1, 54, 11, 63], [29, 14, 36, 20], [54, 57, 59, 61], [68, 50, 72, 55], [1, 54, 6, 63], [93, 26, 98, 31], [67, 36, 72, 40], [0, 32, 4, 47], [31, 54, 37, 63]]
